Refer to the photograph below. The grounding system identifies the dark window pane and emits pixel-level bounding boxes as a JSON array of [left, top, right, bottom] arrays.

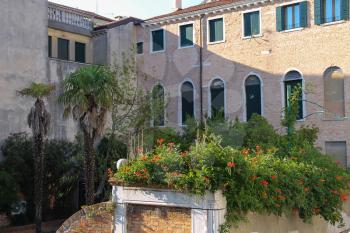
[[152, 29, 164, 52], [152, 84, 165, 126], [209, 18, 223, 42], [48, 36, 52, 57], [181, 81, 194, 124], [180, 24, 194, 47], [284, 71, 303, 120], [210, 79, 225, 119], [244, 11, 260, 36], [245, 75, 261, 120], [137, 42, 143, 54], [75, 42, 86, 63], [57, 38, 69, 60]]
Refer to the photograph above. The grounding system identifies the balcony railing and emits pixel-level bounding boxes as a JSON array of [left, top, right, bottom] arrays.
[[48, 5, 93, 30]]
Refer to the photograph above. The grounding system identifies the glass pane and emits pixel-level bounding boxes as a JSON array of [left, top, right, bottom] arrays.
[[180, 24, 193, 47], [335, 0, 341, 20], [209, 18, 223, 42], [294, 4, 301, 28], [181, 82, 194, 124], [58, 38, 69, 60], [48, 36, 52, 57], [251, 11, 260, 35], [75, 42, 86, 63], [285, 79, 303, 120], [245, 76, 261, 120], [210, 79, 225, 118], [286, 6, 294, 30], [324, 0, 333, 22], [244, 13, 252, 37], [152, 85, 165, 126], [137, 42, 143, 54], [152, 29, 164, 52]]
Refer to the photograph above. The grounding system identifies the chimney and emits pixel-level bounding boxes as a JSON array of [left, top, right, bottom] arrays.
[[174, 0, 182, 10]]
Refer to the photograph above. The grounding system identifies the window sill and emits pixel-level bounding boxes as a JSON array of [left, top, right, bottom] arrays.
[[150, 50, 165, 54], [208, 40, 225, 45], [178, 45, 195, 50], [321, 20, 345, 27], [242, 34, 263, 40], [280, 27, 304, 33]]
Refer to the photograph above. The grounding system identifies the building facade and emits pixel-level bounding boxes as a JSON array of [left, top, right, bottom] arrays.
[[127, 0, 350, 168]]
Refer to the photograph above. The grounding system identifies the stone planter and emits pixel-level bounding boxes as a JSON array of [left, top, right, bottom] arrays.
[[112, 186, 226, 233]]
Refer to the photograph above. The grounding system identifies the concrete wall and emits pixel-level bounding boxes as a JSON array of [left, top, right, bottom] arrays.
[[136, 0, 350, 164], [0, 0, 48, 147]]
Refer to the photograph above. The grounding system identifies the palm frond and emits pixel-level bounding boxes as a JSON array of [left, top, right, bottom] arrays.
[[18, 82, 55, 98]]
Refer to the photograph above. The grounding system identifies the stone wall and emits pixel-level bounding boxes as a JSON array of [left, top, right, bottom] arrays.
[[56, 202, 113, 233], [126, 205, 191, 233]]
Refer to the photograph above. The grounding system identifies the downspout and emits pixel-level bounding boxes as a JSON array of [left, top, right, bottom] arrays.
[[199, 14, 204, 124]]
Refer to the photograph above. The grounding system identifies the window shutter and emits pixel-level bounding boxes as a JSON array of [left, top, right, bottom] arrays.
[[299, 1, 308, 27], [244, 13, 252, 36], [276, 6, 283, 31], [341, 0, 349, 20], [314, 0, 322, 25]]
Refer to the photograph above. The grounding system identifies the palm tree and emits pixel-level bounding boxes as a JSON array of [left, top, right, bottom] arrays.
[[18, 82, 54, 233], [58, 65, 115, 205]]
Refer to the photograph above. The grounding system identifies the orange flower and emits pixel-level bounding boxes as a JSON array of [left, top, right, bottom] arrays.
[[260, 180, 269, 186], [271, 175, 277, 180], [336, 175, 343, 181], [227, 162, 236, 168], [256, 145, 261, 151], [140, 155, 148, 161], [330, 190, 338, 194], [275, 189, 282, 194], [251, 176, 258, 181], [152, 156, 161, 162], [319, 179, 326, 182], [204, 176, 210, 183], [278, 195, 287, 201], [168, 142, 175, 148], [251, 157, 258, 162], [304, 187, 310, 192], [312, 208, 321, 214], [136, 146, 144, 154], [157, 138, 165, 145], [241, 148, 250, 156], [180, 151, 188, 158], [340, 193, 348, 201]]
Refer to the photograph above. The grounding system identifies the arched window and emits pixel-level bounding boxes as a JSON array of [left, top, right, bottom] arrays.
[[210, 79, 225, 119], [324, 66, 345, 119], [181, 81, 194, 124], [284, 70, 303, 120], [152, 84, 165, 126], [245, 75, 262, 121]]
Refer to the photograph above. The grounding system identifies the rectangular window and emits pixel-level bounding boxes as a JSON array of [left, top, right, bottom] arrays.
[[136, 42, 143, 54], [48, 36, 52, 57], [57, 38, 69, 60], [208, 18, 224, 43], [151, 29, 165, 52], [283, 4, 301, 30], [75, 42, 86, 63], [243, 11, 260, 37], [323, 0, 341, 23], [325, 141, 347, 168], [179, 23, 194, 47]]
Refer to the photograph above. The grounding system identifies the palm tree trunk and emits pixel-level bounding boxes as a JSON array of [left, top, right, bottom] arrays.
[[83, 133, 95, 205], [34, 134, 43, 233]]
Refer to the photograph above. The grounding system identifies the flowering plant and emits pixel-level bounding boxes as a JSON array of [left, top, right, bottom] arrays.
[[114, 135, 350, 231]]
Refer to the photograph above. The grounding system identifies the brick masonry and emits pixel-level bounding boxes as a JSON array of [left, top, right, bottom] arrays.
[[126, 205, 191, 233]]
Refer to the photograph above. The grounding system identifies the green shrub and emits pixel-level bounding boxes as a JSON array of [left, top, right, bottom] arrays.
[[0, 170, 19, 213], [115, 135, 350, 231]]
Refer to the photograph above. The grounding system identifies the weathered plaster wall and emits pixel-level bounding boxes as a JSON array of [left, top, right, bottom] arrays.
[[136, 0, 350, 164], [0, 0, 48, 153]]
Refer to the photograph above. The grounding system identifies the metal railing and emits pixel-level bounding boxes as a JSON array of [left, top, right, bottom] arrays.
[[48, 5, 93, 30]]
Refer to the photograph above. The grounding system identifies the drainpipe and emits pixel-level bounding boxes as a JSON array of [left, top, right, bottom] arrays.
[[199, 14, 204, 124]]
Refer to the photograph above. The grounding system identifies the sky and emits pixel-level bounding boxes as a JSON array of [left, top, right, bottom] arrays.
[[50, 0, 203, 19]]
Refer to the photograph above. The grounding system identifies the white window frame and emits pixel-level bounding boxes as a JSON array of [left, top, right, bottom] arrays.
[[241, 8, 263, 39], [178, 22, 195, 49], [150, 28, 166, 53], [280, 68, 306, 121], [208, 77, 227, 119], [242, 72, 264, 122], [178, 78, 197, 126], [207, 16, 225, 45]]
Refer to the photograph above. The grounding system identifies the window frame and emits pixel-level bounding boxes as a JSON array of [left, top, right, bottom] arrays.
[[150, 28, 166, 54], [282, 3, 302, 30], [151, 83, 166, 127], [207, 16, 225, 45], [241, 8, 262, 39], [178, 79, 196, 126], [243, 73, 264, 122], [280, 69, 306, 121], [136, 41, 144, 55], [322, 0, 342, 23], [57, 38, 70, 61], [178, 22, 195, 49], [208, 77, 226, 119], [75, 41, 86, 63]]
